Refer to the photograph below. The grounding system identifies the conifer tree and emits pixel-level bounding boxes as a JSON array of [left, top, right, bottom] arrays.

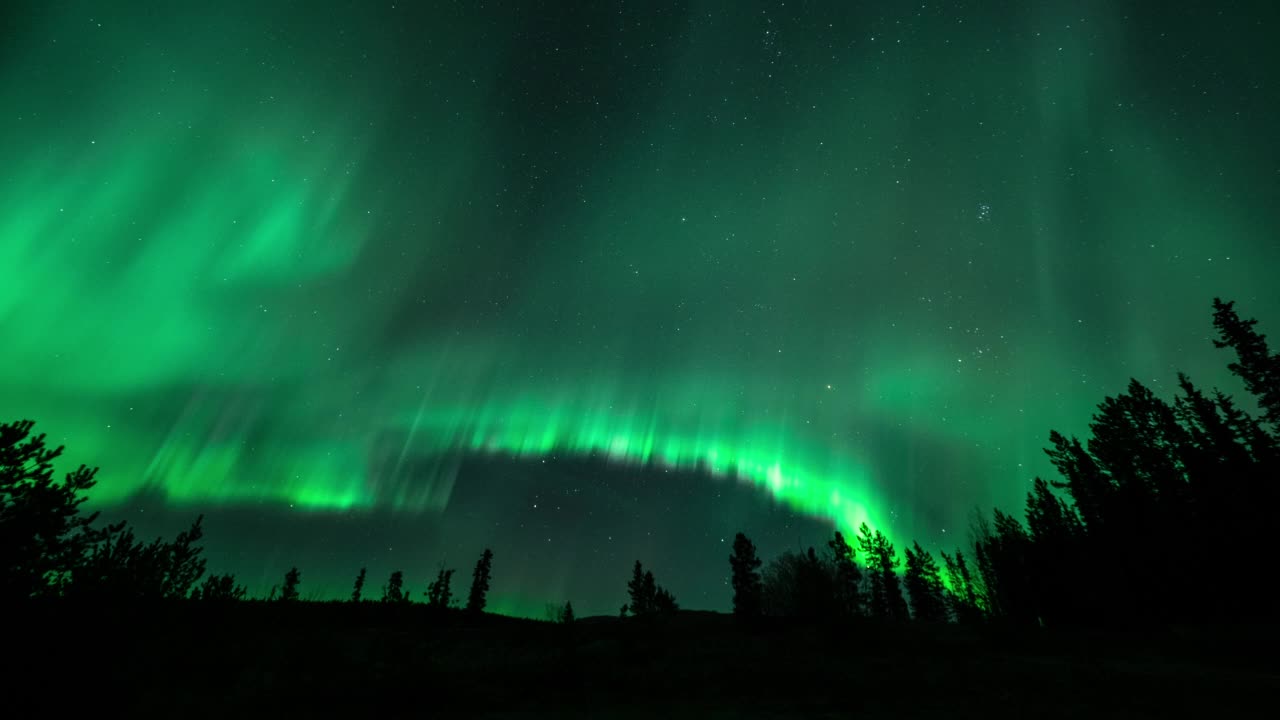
[[561, 600, 575, 624], [827, 531, 863, 617], [351, 567, 366, 603], [1024, 477, 1085, 624], [1212, 298, 1280, 427], [941, 550, 981, 623], [280, 567, 301, 602], [466, 548, 494, 613], [729, 532, 763, 617], [626, 561, 675, 617], [0, 420, 100, 599], [857, 523, 907, 621], [904, 542, 948, 623], [426, 567, 455, 608], [627, 560, 651, 616], [383, 570, 407, 603], [653, 586, 679, 614], [641, 570, 657, 612]]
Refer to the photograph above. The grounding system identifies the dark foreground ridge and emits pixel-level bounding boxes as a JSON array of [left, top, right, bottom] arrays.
[[11, 601, 1279, 718]]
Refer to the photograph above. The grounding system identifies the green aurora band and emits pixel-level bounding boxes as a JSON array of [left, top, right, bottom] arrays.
[[3, 0, 1279, 590]]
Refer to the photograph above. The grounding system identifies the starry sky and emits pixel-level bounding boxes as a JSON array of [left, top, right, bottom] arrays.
[[2, 0, 1277, 615]]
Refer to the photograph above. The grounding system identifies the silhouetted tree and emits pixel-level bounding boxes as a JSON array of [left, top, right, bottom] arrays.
[[626, 561, 676, 617], [0, 420, 100, 599], [729, 532, 763, 617], [761, 548, 836, 619], [941, 550, 982, 623], [1175, 372, 1275, 617], [280, 567, 301, 602], [904, 542, 948, 623], [978, 510, 1037, 624], [619, 603, 628, 618], [1213, 298, 1280, 427], [972, 516, 1002, 619], [383, 570, 407, 603], [827, 531, 864, 617], [561, 601, 575, 624], [351, 567, 367, 603], [627, 561, 652, 616], [653, 587, 679, 614], [426, 567, 454, 608], [1024, 477, 1086, 624], [641, 571, 657, 610], [195, 573, 246, 602], [71, 516, 208, 600], [857, 523, 908, 621], [466, 548, 494, 613]]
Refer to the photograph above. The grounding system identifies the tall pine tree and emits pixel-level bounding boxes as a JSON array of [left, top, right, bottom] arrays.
[[857, 523, 908, 621], [466, 548, 494, 613], [729, 532, 763, 617], [827, 531, 863, 617], [351, 567, 366, 603], [904, 542, 948, 623], [426, 567, 455, 608]]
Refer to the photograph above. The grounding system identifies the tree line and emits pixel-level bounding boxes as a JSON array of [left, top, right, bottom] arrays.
[[726, 298, 1280, 626], [3, 299, 1277, 628]]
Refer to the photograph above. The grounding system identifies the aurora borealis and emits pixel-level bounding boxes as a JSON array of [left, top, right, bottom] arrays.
[[2, 0, 1277, 614]]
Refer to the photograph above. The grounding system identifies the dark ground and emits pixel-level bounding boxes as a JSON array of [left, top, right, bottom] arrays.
[[9, 602, 1278, 718]]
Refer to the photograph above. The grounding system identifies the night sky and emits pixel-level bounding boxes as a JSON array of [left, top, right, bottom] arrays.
[[2, 1, 1277, 615]]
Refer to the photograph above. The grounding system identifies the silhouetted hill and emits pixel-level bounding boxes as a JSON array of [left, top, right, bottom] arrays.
[[10, 600, 1277, 718]]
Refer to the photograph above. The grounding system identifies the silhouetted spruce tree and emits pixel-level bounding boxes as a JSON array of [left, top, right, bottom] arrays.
[[1175, 372, 1275, 617], [1213, 298, 1280, 427], [729, 532, 763, 617], [166, 517, 206, 597], [1037, 376, 1205, 624], [0, 420, 100, 599], [941, 550, 982, 623], [654, 586, 679, 614], [1044, 430, 1111, 534], [426, 567, 455, 608], [280, 567, 301, 602], [561, 601, 575, 624], [383, 570, 407, 603], [351, 567, 366, 603], [904, 542, 948, 623], [827, 531, 864, 617], [641, 570, 657, 612], [627, 561, 652, 616], [971, 516, 1002, 619], [974, 510, 1038, 624], [856, 523, 908, 621], [1024, 477, 1086, 624], [196, 573, 246, 601], [627, 561, 676, 617], [466, 548, 494, 613], [1185, 300, 1280, 619]]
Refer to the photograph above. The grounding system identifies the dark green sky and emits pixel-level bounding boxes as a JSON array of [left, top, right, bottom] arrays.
[[2, 0, 1277, 614]]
